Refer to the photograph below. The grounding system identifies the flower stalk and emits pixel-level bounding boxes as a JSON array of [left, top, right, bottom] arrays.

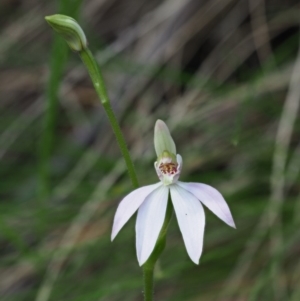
[[45, 14, 139, 189], [79, 48, 139, 189]]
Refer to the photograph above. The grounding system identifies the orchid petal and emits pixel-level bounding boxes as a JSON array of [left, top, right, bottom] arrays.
[[170, 184, 205, 264], [111, 182, 162, 240], [154, 120, 176, 157], [177, 182, 236, 228], [136, 185, 169, 265]]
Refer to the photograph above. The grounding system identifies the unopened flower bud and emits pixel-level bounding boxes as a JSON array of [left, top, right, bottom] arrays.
[[45, 14, 87, 52]]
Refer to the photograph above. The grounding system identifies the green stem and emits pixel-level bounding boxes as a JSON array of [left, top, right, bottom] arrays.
[[143, 266, 154, 301], [79, 48, 139, 189], [142, 199, 173, 301]]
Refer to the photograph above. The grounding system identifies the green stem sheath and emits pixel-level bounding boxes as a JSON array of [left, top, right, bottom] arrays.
[[79, 48, 139, 189], [142, 199, 173, 301]]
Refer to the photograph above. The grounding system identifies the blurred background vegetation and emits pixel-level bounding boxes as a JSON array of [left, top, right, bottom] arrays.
[[1, 0, 300, 300]]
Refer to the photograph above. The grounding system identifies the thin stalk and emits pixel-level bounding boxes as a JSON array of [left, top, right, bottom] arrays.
[[143, 267, 154, 301], [142, 198, 173, 301], [79, 48, 139, 188]]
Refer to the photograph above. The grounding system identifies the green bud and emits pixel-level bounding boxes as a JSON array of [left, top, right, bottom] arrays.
[[45, 14, 87, 52], [154, 120, 176, 157]]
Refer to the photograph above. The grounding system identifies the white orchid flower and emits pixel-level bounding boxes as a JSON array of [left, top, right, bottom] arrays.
[[111, 120, 235, 266]]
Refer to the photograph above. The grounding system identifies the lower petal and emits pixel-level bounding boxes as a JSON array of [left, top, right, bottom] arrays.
[[136, 185, 169, 266], [111, 182, 162, 240], [177, 181, 236, 228], [170, 184, 205, 264]]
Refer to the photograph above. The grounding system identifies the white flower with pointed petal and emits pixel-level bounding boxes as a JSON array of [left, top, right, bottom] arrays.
[[111, 120, 236, 266]]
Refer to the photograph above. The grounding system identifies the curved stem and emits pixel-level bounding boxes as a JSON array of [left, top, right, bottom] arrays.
[[79, 48, 139, 189], [142, 199, 173, 301]]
